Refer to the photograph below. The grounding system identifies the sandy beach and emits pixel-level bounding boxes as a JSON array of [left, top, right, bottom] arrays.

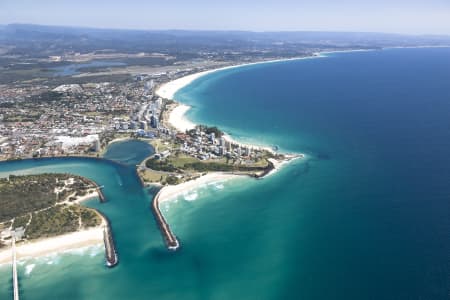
[[156, 56, 324, 153], [69, 190, 99, 204], [157, 172, 240, 203], [156, 49, 379, 109], [156, 56, 319, 101], [165, 102, 276, 153], [154, 56, 311, 191], [167, 104, 196, 132], [0, 227, 104, 265], [265, 154, 304, 177]]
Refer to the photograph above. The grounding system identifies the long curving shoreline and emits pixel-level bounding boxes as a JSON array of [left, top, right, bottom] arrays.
[[153, 56, 315, 200], [155, 54, 335, 154], [151, 58, 313, 250], [157, 48, 393, 106], [155, 54, 332, 100], [156, 55, 309, 166], [157, 56, 321, 132]]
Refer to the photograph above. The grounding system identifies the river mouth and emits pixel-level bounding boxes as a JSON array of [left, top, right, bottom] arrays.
[[1, 48, 450, 299]]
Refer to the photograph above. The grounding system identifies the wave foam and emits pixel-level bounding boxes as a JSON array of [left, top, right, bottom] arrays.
[[183, 192, 198, 201], [214, 183, 224, 190], [25, 263, 35, 276]]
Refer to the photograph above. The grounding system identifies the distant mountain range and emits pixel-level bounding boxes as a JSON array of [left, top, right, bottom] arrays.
[[1, 23, 449, 56]]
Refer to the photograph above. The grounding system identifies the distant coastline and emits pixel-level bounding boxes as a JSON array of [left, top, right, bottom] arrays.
[[155, 49, 376, 153], [5, 47, 439, 259], [156, 55, 326, 100]]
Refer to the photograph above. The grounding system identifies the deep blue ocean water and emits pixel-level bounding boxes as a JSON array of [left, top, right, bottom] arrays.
[[0, 48, 449, 299]]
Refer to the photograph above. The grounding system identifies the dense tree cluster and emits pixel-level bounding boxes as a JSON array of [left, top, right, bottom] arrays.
[[146, 158, 177, 172], [0, 173, 102, 240], [187, 125, 224, 138], [0, 173, 94, 222], [25, 205, 101, 239], [145, 153, 273, 175]]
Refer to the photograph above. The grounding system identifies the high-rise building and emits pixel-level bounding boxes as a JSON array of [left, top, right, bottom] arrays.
[[93, 139, 101, 152], [225, 141, 232, 152], [139, 121, 148, 130], [150, 115, 159, 128], [155, 98, 163, 109], [219, 146, 225, 156]]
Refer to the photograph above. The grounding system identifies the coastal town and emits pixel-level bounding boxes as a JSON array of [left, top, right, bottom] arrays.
[[1, 3, 450, 299], [0, 62, 294, 183], [0, 51, 300, 267], [0, 23, 326, 274], [0, 76, 167, 159]]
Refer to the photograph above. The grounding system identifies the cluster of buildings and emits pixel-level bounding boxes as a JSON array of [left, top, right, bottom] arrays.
[[0, 64, 269, 163], [0, 77, 170, 160], [175, 128, 262, 162]]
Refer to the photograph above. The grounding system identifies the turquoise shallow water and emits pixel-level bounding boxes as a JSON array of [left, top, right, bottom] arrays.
[[1, 48, 450, 299], [102, 139, 153, 165]]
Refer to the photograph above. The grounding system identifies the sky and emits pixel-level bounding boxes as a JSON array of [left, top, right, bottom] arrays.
[[1, 0, 450, 35]]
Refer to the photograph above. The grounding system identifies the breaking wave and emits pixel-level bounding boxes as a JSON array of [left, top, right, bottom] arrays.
[[183, 191, 198, 201], [25, 263, 35, 276]]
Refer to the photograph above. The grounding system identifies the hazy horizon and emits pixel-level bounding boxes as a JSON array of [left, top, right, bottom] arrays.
[[3, 22, 450, 37], [1, 0, 449, 35]]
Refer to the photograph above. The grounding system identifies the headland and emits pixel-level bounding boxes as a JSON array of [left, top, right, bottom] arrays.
[[143, 59, 305, 250], [0, 173, 117, 267]]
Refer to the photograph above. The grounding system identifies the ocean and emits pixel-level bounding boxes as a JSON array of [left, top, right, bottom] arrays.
[[0, 48, 449, 299]]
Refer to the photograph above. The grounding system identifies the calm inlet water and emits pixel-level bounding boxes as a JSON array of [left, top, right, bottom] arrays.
[[102, 139, 153, 165], [1, 48, 449, 299]]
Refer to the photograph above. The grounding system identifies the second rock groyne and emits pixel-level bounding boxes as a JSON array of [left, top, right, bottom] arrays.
[[84, 178, 106, 203], [151, 188, 180, 251], [96, 211, 119, 267]]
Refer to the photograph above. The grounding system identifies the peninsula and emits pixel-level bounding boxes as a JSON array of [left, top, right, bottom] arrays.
[[137, 65, 303, 250], [1, 25, 443, 257], [0, 53, 305, 257], [0, 173, 117, 267]]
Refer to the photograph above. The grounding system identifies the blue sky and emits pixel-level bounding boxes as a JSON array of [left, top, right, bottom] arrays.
[[1, 0, 449, 34]]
